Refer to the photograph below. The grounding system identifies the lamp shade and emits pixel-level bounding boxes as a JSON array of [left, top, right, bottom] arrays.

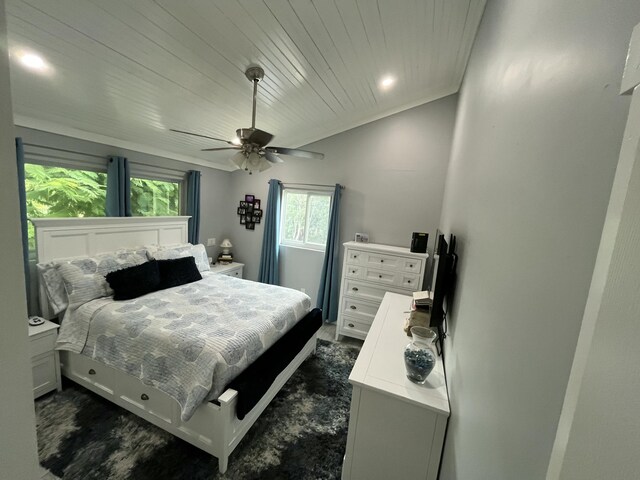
[[220, 239, 233, 248]]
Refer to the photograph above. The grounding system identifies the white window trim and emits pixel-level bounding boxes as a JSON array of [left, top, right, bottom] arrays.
[[279, 188, 333, 252]]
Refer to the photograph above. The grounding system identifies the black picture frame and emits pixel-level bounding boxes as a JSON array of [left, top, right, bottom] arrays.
[[254, 199, 261, 209], [244, 214, 252, 223], [246, 222, 255, 230], [252, 216, 260, 223], [239, 201, 248, 208], [237, 207, 246, 215], [240, 216, 246, 225], [247, 206, 254, 215], [254, 209, 262, 217], [245, 194, 255, 203]]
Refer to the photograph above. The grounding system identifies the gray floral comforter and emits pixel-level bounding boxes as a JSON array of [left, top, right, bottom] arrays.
[[56, 273, 311, 421]]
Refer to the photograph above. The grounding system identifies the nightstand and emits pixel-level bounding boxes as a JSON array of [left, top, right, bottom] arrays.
[[209, 262, 244, 279], [29, 319, 62, 399]]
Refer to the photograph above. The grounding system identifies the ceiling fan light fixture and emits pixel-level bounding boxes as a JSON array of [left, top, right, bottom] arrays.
[[231, 151, 246, 169]]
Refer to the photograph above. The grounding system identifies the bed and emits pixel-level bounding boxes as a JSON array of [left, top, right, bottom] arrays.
[[32, 216, 320, 474]]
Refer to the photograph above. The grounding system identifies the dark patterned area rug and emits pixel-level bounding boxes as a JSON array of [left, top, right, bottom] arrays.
[[35, 339, 360, 480]]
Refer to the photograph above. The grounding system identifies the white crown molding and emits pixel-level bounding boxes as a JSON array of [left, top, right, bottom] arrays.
[[13, 115, 235, 172]]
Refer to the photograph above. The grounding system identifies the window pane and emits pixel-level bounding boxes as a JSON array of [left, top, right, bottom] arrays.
[[130, 177, 180, 216], [306, 195, 331, 245], [25, 164, 107, 250], [282, 191, 308, 242]]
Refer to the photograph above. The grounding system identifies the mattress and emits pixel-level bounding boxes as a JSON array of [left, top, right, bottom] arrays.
[[56, 272, 311, 421]]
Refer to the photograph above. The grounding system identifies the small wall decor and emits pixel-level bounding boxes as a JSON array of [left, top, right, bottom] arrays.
[[238, 195, 262, 230]]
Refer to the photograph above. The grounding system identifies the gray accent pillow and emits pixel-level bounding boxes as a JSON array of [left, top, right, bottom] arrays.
[[151, 243, 210, 273], [56, 249, 148, 307], [36, 261, 68, 315]]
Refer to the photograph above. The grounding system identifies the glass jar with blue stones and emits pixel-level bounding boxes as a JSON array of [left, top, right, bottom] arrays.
[[404, 326, 437, 384]]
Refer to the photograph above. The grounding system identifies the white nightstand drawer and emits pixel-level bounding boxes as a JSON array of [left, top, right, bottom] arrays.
[[32, 354, 57, 398], [30, 331, 56, 358], [224, 267, 242, 278]]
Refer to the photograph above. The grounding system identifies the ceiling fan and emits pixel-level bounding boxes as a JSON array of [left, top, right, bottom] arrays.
[[171, 65, 324, 174]]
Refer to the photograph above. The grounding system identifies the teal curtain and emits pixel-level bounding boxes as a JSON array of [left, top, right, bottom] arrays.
[[16, 137, 31, 309], [317, 184, 343, 322], [258, 179, 282, 285], [105, 156, 131, 216], [186, 170, 201, 244]]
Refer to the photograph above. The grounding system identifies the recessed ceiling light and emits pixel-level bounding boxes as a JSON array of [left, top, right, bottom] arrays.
[[380, 76, 396, 90], [16, 51, 49, 73]]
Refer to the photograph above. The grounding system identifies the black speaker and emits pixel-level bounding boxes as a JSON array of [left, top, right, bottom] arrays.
[[410, 232, 428, 253]]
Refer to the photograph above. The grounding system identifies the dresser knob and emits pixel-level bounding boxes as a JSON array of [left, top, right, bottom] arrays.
[[141, 393, 149, 401], [379, 275, 382, 278], [380, 259, 384, 263], [350, 305, 356, 310], [352, 287, 359, 292], [352, 270, 356, 273], [88, 369, 96, 375], [410, 264, 413, 268], [348, 323, 355, 328], [408, 280, 411, 284]]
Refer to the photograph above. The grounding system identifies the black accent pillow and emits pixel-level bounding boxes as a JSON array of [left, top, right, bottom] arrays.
[[106, 260, 161, 301], [157, 256, 202, 290]]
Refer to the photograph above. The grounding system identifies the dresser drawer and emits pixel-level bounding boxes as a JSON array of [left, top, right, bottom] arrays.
[[363, 268, 397, 286], [400, 273, 421, 290], [401, 258, 423, 273], [362, 252, 402, 271], [30, 331, 56, 358], [343, 280, 406, 303], [32, 354, 57, 398], [345, 265, 364, 279], [342, 298, 379, 323], [346, 249, 365, 265], [340, 315, 372, 338]]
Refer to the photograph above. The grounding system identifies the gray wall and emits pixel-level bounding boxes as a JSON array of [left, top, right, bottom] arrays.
[[0, 0, 40, 476], [437, 1, 640, 478], [228, 95, 458, 309], [16, 127, 234, 261]]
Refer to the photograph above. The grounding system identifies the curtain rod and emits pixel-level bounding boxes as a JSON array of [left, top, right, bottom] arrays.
[[276, 182, 345, 189]]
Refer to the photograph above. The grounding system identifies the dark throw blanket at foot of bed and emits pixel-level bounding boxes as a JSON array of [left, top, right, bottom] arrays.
[[36, 339, 360, 480]]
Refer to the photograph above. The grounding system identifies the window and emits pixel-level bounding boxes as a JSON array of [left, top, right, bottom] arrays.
[[25, 163, 107, 249], [280, 189, 332, 250], [130, 177, 181, 216]]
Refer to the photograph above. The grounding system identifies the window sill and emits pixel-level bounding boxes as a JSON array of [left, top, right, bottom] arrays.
[[279, 244, 326, 254]]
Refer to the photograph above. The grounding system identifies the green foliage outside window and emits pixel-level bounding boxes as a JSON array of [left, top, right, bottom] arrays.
[[131, 177, 180, 217], [24, 164, 181, 251], [281, 190, 331, 248]]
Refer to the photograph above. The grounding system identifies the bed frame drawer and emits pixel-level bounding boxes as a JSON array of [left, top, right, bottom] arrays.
[[63, 352, 115, 395], [117, 374, 173, 424]]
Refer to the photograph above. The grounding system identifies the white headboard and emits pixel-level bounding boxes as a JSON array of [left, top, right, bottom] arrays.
[[32, 216, 190, 262], [32, 216, 190, 318]]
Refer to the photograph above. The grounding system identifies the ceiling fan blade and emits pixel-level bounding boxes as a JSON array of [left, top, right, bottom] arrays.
[[201, 147, 242, 152], [238, 128, 273, 147], [263, 151, 284, 164], [265, 147, 324, 160], [170, 129, 234, 145]]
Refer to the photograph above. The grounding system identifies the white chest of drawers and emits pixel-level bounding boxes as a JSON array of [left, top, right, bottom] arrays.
[[336, 242, 428, 340], [29, 319, 62, 398]]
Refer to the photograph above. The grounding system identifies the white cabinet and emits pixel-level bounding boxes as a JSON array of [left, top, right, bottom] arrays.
[[209, 262, 244, 279], [342, 293, 450, 480], [29, 319, 62, 398], [337, 242, 428, 340]]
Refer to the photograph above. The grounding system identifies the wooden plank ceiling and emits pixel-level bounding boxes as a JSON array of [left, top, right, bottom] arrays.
[[6, 0, 486, 171]]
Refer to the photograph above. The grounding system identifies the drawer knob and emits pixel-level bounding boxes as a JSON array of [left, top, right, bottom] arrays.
[[352, 287, 359, 292], [354, 255, 358, 258], [352, 270, 356, 273], [379, 275, 382, 278], [410, 264, 413, 268], [380, 259, 384, 263], [408, 280, 411, 284], [141, 393, 149, 401], [88, 369, 96, 375], [350, 305, 356, 310], [348, 323, 355, 328]]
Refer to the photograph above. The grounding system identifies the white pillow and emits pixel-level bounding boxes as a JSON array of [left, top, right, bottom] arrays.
[[151, 243, 210, 273], [56, 249, 148, 308]]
